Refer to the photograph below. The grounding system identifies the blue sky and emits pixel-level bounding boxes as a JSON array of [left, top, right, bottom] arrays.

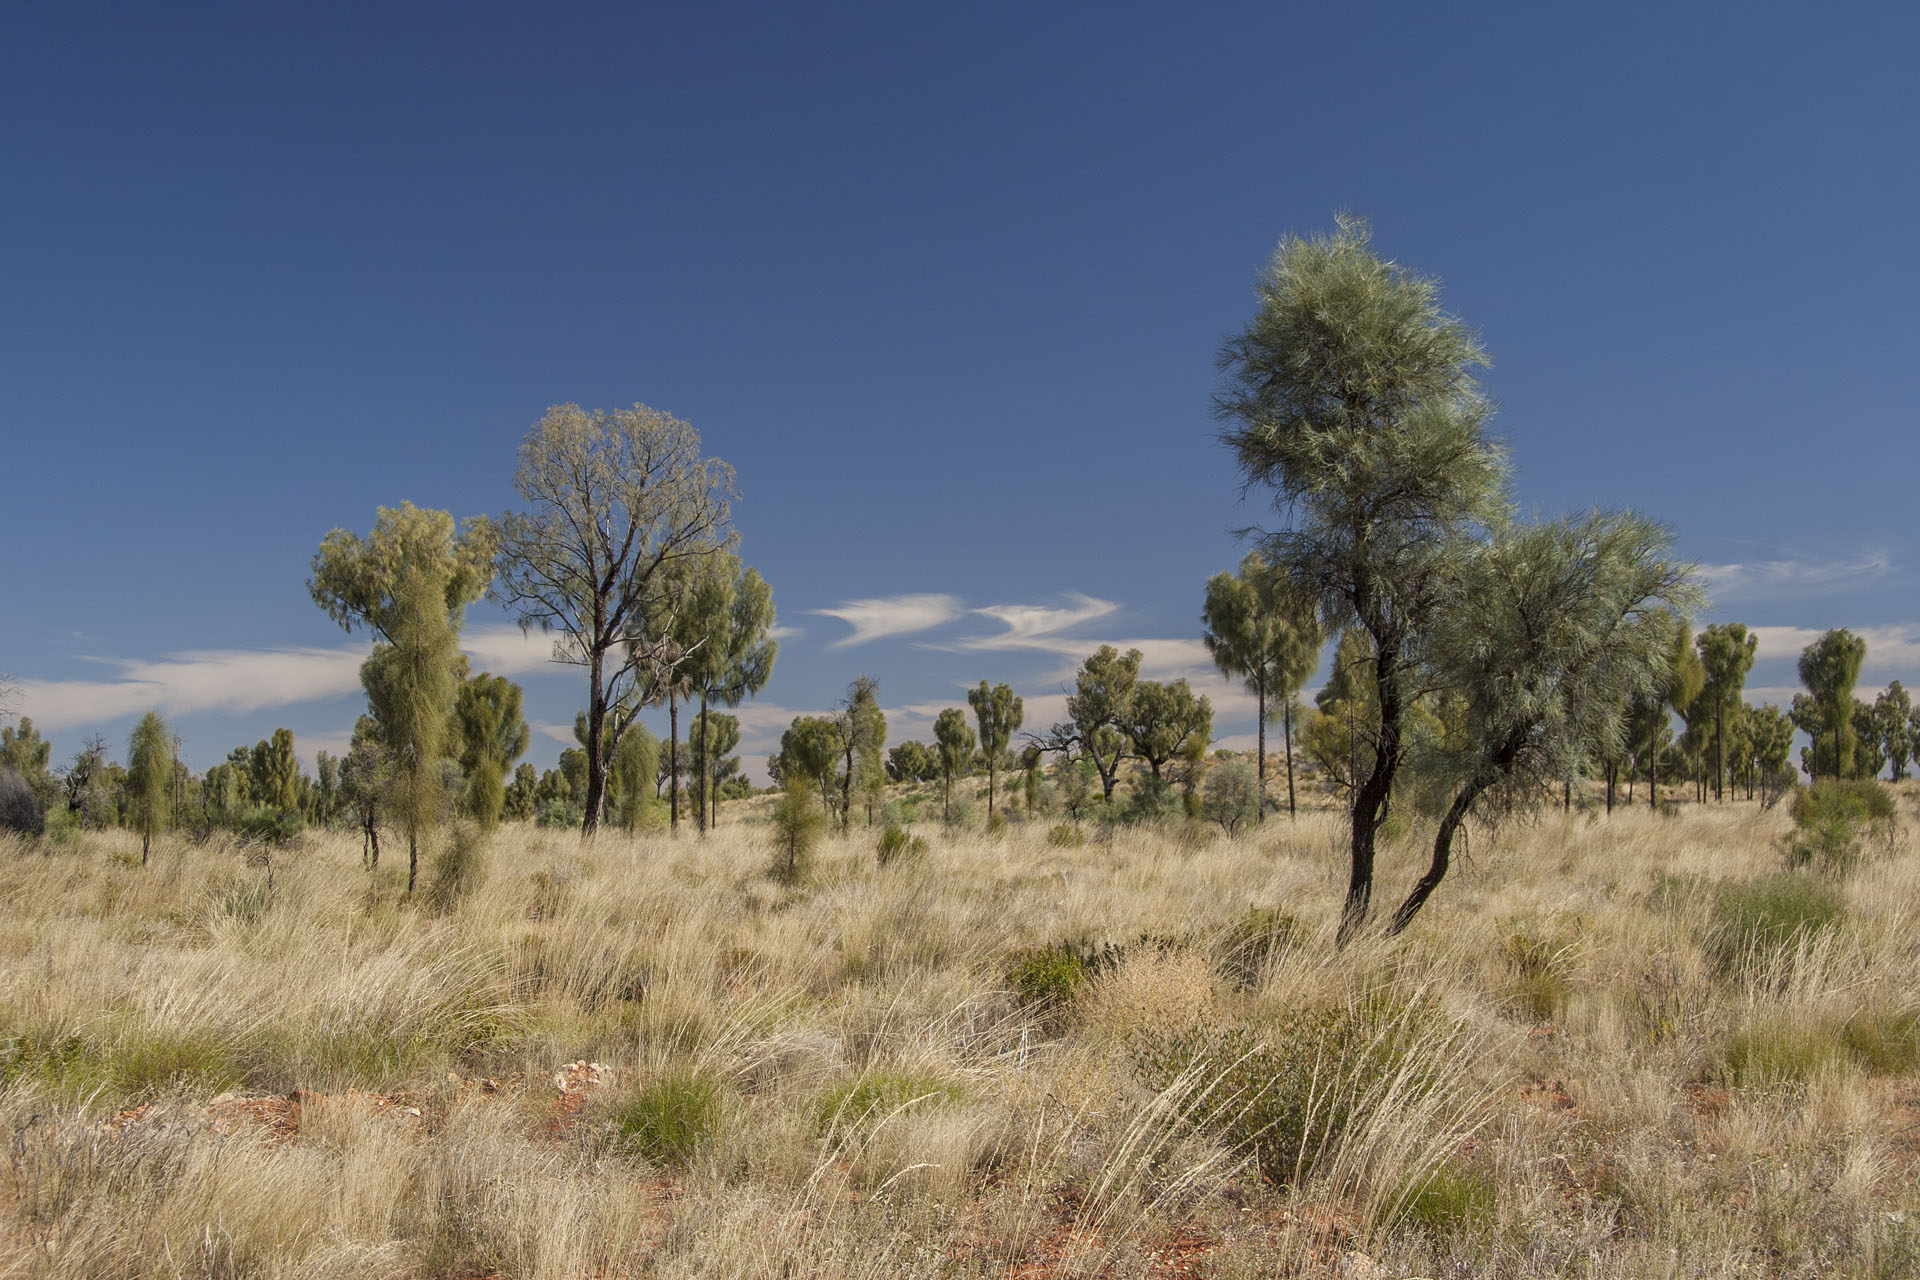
[[3, 2, 1916, 778]]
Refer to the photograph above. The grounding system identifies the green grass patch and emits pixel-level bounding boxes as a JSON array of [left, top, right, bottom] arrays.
[[816, 1070, 961, 1134], [1394, 1160, 1501, 1238], [1703, 873, 1846, 976], [604, 1071, 723, 1168]]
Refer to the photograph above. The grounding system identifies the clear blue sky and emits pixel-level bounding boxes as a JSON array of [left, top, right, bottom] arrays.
[[4, 1, 1915, 777]]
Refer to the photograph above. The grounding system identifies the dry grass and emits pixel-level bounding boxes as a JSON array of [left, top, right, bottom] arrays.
[[2, 789, 1918, 1278]]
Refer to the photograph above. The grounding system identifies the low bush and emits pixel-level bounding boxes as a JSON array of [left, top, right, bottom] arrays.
[[605, 1072, 723, 1168], [874, 822, 926, 867], [1216, 907, 1304, 988], [1045, 822, 1085, 848], [1006, 943, 1094, 1020], [815, 1070, 960, 1134], [1127, 996, 1445, 1185], [1704, 873, 1846, 975], [1786, 779, 1896, 872]]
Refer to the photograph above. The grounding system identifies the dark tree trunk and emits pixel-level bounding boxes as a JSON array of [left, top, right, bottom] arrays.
[[1256, 682, 1267, 823], [1339, 637, 1403, 947], [1284, 699, 1297, 819], [668, 691, 680, 833], [581, 649, 606, 837], [407, 831, 418, 896], [697, 689, 710, 835], [1389, 782, 1480, 936]]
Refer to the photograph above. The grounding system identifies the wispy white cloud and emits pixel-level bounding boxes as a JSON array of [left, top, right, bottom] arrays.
[[1747, 623, 1920, 673], [17, 644, 373, 731], [949, 593, 1119, 653], [1700, 551, 1892, 602], [767, 624, 806, 642], [814, 594, 966, 648], [462, 623, 575, 677]]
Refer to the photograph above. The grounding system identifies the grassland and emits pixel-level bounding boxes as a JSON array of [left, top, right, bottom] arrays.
[[2, 788, 1917, 1278]]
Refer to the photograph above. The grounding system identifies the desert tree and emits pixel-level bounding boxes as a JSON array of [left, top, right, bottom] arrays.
[[1851, 699, 1887, 779], [1118, 679, 1213, 788], [250, 728, 300, 813], [340, 715, 390, 866], [1216, 217, 1507, 937], [933, 708, 976, 825], [609, 720, 661, 832], [1875, 681, 1913, 780], [454, 672, 530, 829], [780, 715, 845, 823], [675, 556, 778, 833], [835, 675, 887, 829], [886, 741, 937, 784], [360, 569, 459, 894], [493, 403, 737, 836], [1, 717, 56, 810], [1386, 511, 1698, 934], [1797, 628, 1867, 781], [1203, 551, 1322, 819], [687, 711, 740, 825], [1053, 645, 1139, 802], [127, 711, 173, 864], [1627, 616, 1701, 808], [968, 681, 1022, 818], [1695, 623, 1757, 801]]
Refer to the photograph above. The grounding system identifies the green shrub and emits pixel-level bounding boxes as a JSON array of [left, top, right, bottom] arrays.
[[771, 777, 824, 886], [1127, 998, 1443, 1185], [1395, 1160, 1501, 1238], [1046, 822, 1085, 848], [535, 798, 574, 829], [232, 806, 303, 848], [1006, 943, 1093, 1019], [606, 1072, 722, 1167], [1722, 1017, 1853, 1086], [875, 822, 926, 867], [1840, 1009, 1920, 1075], [816, 1070, 960, 1134], [1787, 780, 1896, 872], [427, 821, 487, 912], [1705, 873, 1846, 975]]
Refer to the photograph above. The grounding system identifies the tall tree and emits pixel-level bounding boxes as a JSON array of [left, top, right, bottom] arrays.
[[1875, 681, 1913, 780], [933, 708, 976, 826], [1059, 645, 1139, 802], [968, 681, 1023, 818], [609, 721, 661, 832], [340, 715, 389, 866], [1203, 551, 1323, 819], [250, 728, 300, 812], [454, 672, 530, 829], [360, 569, 459, 894], [127, 711, 173, 865], [1118, 679, 1213, 784], [493, 403, 736, 836], [835, 675, 887, 829], [1695, 623, 1757, 802], [780, 715, 845, 822], [687, 711, 740, 825], [1797, 629, 1867, 781], [1216, 217, 1507, 940], [1387, 512, 1697, 933], [674, 556, 778, 833]]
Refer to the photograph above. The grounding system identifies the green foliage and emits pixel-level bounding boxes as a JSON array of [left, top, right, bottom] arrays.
[[816, 1071, 960, 1134], [606, 1072, 723, 1168], [1127, 998, 1444, 1184], [874, 822, 925, 867], [608, 721, 661, 832], [1797, 628, 1868, 780], [125, 717, 174, 867], [426, 821, 488, 913], [535, 798, 574, 829], [232, 806, 303, 848], [1203, 551, 1322, 818], [886, 741, 937, 783], [1701, 873, 1847, 975], [494, 403, 737, 836], [969, 680, 1023, 818], [770, 775, 824, 886], [780, 714, 845, 824], [1006, 943, 1093, 1018], [1046, 822, 1085, 848], [933, 707, 975, 826], [1394, 1161, 1501, 1239], [1721, 1016, 1854, 1087], [1497, 922, 1579, 1021], [1200, 758, 1258, 835], [1786, 779, 1896, 872], [1117, 678, 1212, 783]]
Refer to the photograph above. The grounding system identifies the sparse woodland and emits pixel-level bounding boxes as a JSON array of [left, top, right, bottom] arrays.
[[4, 219, 1920, 1278]]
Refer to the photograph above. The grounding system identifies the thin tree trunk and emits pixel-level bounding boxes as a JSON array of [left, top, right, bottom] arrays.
[[697, 690, 710, 835], [1389, 782, 1480, 936], [1256, 682, 1267, 823], [581, 649, 606, 836], [668, 691, 680, 833], [1340, 638, 1402, 947], [407, 830, 418, 895], [1284, 698, 1297, 819]]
